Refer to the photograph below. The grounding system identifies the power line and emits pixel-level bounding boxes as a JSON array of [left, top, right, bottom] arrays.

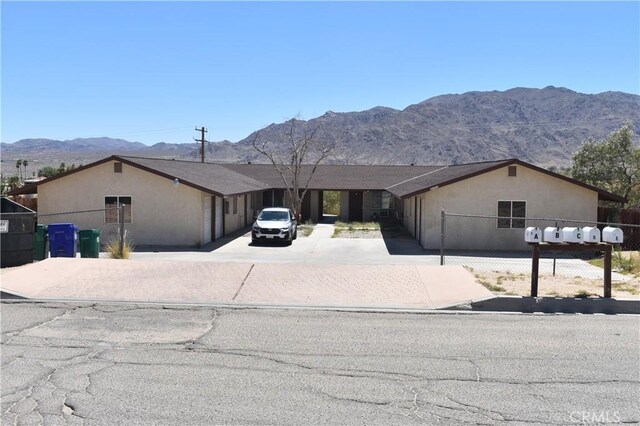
[[195, 127, 209, 163]]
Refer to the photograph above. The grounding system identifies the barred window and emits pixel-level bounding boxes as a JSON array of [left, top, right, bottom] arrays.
[[105, 196, 132, 223], [497, 201, 525, 229]]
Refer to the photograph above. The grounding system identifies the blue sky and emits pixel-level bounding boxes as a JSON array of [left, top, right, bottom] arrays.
[[2, 1, 639, 145]]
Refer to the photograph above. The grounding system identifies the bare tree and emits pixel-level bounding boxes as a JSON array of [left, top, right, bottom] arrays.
[[252, 118, 335, 220]]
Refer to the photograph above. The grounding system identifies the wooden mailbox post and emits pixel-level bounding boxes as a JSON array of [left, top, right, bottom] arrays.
[[529, 243, 612, 298]]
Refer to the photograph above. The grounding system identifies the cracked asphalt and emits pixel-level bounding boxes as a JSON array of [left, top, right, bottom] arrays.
[[1, 301, 639, 425]]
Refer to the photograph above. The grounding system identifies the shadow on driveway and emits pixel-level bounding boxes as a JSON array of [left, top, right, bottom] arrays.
[[380, 221, 431, 256], [134, 227, 253, 253]]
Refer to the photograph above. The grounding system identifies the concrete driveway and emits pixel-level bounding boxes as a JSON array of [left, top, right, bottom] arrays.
[[130, 224, 624, 281], [130, 224, 438, 265]]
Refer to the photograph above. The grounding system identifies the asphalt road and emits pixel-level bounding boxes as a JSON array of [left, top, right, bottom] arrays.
[[2, 302, 639, 425]]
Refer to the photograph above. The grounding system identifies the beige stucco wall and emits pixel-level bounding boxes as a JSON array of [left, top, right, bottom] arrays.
[[224, 194, 247, 235], [408, 165, 599, 250], [37, 160, 208, 246]]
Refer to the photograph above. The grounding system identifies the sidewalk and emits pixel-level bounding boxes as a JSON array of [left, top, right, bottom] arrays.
[[307, 223, 335, 238], [0, 258, 492, 309]]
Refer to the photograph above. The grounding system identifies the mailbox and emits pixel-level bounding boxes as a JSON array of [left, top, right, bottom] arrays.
[[602, 227, 623, 244], [561, 227, 583, 243], [582, 226, 601, 243], [543, 227, 562, 243], [524, 227, 542, 243]]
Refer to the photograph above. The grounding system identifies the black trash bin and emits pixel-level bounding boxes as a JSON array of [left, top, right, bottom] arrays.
[[1, 197, 36, 268]]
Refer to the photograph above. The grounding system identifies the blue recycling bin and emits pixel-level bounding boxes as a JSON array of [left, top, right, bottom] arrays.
[[48, 223, 79, 258]]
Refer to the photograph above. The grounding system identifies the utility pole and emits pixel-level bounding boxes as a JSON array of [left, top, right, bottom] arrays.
[[195, 126, 209, 163]]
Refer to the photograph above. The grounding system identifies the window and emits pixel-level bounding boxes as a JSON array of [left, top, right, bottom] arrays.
[[224, 200, 230, 215], [105, 196, 132, 223], [369, 191, 393, 210], [508, 165, 517, 177], [232, 196, 238, 214], [497, 201, 525, 228], [114, 162, 123, 173]]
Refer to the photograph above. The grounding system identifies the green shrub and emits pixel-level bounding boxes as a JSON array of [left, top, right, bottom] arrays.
[[613, 249, 639, 275], [588, 250, 640, 276], [322, 191, 340, 215]]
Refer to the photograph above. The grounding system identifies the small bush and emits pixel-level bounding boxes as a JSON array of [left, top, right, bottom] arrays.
[[574, 289, 592, 298], [613, 250, 639, 275], [478, 279, 506, 293], [105, 237, 134, 259], [588, 250, 640, 276], [297, 224, 315, 237]]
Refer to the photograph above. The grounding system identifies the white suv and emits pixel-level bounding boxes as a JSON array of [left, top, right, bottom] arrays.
[[251, 207, 298, 245]]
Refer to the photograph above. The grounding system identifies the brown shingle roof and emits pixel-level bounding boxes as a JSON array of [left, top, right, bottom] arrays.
[[384, 159, 625, 203], [8, 156, 269, 197], [220, 164, 441, 190], [385, 160, 512, 198], [118, 156, 268, 196], [9, 155, 625, 204]]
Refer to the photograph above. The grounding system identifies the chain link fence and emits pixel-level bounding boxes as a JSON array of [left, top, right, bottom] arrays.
[[441, 212, 640, 299], [37, 205, 129, 253]]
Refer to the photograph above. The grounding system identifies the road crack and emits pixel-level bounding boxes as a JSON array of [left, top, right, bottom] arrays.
[[232, 264, 255, 301]]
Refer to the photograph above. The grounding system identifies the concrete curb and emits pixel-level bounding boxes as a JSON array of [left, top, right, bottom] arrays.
[[447, 296, 640, 315], [0, 290, 28, 299], [2, 295, 638, 315]]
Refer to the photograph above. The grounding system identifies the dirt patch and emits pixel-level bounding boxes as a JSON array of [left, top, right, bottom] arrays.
[[470, 268, 640, 299], [296, 225, 314, 238], [333, 228, 382, 239]]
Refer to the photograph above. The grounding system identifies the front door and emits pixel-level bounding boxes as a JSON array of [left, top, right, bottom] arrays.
[[215, 196, 223, 239], [204, 196, 212, 243], [349, 191, 363, 222], [415, 197, 422, 246]]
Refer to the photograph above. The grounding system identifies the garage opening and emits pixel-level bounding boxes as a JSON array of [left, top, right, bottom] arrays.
[[322, 191, 340, 223]]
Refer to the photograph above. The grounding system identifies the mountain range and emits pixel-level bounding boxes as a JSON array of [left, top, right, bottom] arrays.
[[2, 86, 638, 177]]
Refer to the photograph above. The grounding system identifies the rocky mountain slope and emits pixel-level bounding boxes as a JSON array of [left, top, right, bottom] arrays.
[[2, 86, 638, 176]]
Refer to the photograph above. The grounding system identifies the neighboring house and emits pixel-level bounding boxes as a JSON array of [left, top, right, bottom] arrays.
[[10, 156, 623, 249]]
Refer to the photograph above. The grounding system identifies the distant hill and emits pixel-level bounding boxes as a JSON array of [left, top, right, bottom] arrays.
[[234, 86, 640, 166], [2, 86, 638, 177]]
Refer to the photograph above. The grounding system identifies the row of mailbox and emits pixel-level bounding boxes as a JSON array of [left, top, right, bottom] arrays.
[[525, 226, 623, 244]]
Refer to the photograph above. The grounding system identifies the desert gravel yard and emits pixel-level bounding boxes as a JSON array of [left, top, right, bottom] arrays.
[[470, 269, 640, 299]]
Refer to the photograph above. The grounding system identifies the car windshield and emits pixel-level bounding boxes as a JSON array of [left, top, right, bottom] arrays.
[[258, 211, 289, 221]]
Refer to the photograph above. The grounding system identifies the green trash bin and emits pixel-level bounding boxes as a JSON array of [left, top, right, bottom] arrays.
[[33, 224, 48, 261], [79, 229, 101, 258]]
